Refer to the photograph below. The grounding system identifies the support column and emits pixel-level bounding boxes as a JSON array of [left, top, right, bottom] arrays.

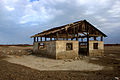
[[73, 27, 76, 41], [56, 33, 58, 40], [54, 38, 56, 41], [86, 21, 89, 56], [66, 36, 68, 40], [63, 37, 65, 40], [37, 37, 38, 42], [66, 32, 69, 40], [101, 36, 103, 41], [71, 38, 73, 40], [94, 37, 97, 40], [87, 34, 89, 55], [34, 37, 36, 42], [76, 33, 78, 41], [45, 37, 47, 41], [81, 38, 83, 42], [50, 36, 52, 41], [41, 37, 42, 42], [76, 26, 79, 41]]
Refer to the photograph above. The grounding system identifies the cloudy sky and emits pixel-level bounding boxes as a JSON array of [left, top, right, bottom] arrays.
[[0, 0, 120, 44]]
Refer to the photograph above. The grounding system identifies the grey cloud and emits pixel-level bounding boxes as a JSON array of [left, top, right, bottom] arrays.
[[0, 0, 120, 44]]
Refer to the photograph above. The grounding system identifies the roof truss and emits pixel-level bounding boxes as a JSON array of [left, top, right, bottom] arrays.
[[31, 20, 107, 38]]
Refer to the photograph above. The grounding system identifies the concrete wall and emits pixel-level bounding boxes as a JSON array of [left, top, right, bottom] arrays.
[[89, 41, 104, 56], [33, 41, 79, 59], [33, 40, 104, 58], [33, 42, 39, 53], [56, 41, 79, 59], [45, 41, 56, 58], [33, 41, 56, 58]]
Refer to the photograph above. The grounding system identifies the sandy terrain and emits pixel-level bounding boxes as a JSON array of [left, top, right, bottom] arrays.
[[0, 46, 120, 80], [5, 55, 104, 71]]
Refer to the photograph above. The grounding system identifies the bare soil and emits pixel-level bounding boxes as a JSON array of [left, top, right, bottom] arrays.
[[5, 55, 104, 71], [0, 46, 120, 80]]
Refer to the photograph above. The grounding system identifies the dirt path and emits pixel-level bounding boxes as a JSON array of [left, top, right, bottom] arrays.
[[5, 55, 104, 71], [0, 59, 119, 80]]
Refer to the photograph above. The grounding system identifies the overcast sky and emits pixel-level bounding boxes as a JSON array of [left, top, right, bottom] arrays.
[[0, 0, 120, 44]]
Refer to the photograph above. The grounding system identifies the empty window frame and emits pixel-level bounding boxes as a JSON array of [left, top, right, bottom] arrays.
[[66, 43, 73, 50], [93, 43, 98, 49], [38, 43, 45, 49]]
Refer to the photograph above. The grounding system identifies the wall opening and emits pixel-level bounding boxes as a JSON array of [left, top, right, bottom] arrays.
[[38, 43, 46, 50], [79, 42, 87, 55], [66, 43, 73, 50], [93, 43, 98, 49]]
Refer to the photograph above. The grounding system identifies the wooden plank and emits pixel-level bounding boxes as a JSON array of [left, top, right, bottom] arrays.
[[37, 37, 38, 42], [81, 38, 83, 42], [56, 33, 58, 40], [86, 22, 89, 56], [94, 37, 97, 40], [66, 28, 69, 40], [66, 34, 68, 40], [50, 36, 52, 41], [41, 37, 42, 42], [45, 37, 47, 41], [76, 33, 78, 41], [101, 36, 103, 41], [34, 37, 36, 42]]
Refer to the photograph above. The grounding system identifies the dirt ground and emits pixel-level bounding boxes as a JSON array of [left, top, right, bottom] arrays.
[[5, 55, 104, 71], [0, 46, 120, 80]]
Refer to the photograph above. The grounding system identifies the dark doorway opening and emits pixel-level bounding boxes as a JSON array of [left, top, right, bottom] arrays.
[[79, 42, 88, 56]]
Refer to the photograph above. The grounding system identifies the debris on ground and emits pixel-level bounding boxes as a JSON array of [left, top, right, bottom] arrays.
[[0, 46, 32, 57]]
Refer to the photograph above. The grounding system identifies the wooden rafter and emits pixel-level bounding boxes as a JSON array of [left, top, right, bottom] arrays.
[[31, 20, 107, 38]]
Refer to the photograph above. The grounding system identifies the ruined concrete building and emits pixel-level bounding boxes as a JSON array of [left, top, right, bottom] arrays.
[[31, 20, 107, 59]]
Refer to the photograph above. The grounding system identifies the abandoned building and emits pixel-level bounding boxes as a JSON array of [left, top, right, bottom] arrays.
[[31, 20, 107, 59]]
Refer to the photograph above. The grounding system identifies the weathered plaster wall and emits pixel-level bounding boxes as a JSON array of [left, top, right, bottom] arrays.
[[33, 42, 39, 53], [33, 41, 79, 59], [33, 41, 56, 58], [45, 41, 56, 58], [89, 41, 104, 56], [33, 40, 104, 58], [56, 41, 79, 59]]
